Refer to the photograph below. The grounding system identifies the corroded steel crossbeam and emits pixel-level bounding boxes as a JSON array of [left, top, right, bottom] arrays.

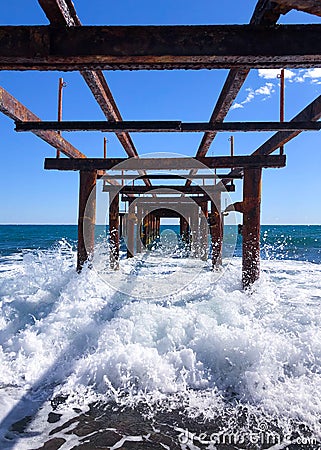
[[0, 25, 320, 70], [101, 174, 243, 180], [15, 120, 321, 133], [44, 155, 286, 171], [103, 184, 235, 194], [120, 196, 210, 204], [0, 86, 86, 158]]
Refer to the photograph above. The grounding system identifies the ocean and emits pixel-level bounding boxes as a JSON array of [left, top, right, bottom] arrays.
[[0, 224, 321, 449]]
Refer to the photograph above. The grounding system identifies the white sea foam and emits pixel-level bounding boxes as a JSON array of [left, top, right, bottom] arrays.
[[0, 241, 321, 448]]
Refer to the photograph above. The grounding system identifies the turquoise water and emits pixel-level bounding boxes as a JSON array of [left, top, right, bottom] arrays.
[[1, 224, 320, 263]]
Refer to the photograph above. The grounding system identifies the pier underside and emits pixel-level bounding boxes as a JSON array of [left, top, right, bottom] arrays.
[[0, 0, 320, 288]]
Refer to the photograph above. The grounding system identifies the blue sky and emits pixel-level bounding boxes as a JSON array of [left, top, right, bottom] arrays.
[[0, 0, 320, 224]]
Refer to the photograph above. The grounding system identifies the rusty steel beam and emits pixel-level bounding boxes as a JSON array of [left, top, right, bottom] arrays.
[[101, 174, 243, 180], [272, 0, 321, 17], [121, 196, 210, 204], [103, 184, 235, 194], [44, 155, 286, 171], [1, 25, 320, 70], [0, 86, 86, 158], [37, 0, 152, 187], [15, 120, 321, 133]]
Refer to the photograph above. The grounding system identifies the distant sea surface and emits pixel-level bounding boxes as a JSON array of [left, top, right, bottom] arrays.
[[1, 224, 321, 263]]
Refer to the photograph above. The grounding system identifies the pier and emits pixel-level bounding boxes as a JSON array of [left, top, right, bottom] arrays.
[[0, 0, 320, 288]]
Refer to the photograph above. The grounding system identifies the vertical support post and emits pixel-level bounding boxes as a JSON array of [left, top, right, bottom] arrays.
[[152, 215, 156, 242], [279, 68, 285, 155], [119, 213, 123, 238], [242, 167, 262, 288], [156, 216, 160, 239], [103, 137, 107, 158], [229, 135, 234, 157], [190, 205, 199, 257], [56, 77, 65, 158], [180, 216, 184, 237], [109, 191, 119, 270], [127, 203, 135, 258], [77, 170, 97, 272], [148, 213, 152, 246], [146, 213, 150, 247], [210, 195, 222, 268], [180, 216, 189, 244], [199, 201, 208, 261], [136, 205, 142, 253]]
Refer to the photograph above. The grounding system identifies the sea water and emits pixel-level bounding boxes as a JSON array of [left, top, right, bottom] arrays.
[[0, 225, 321, 449]]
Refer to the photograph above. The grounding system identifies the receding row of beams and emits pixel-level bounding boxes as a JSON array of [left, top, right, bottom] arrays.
[[15, 121, 321, 133], [44, 155, 286, 171], [1, 25, 321, 70]]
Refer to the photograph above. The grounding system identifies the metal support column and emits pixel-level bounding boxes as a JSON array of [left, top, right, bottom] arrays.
[[109, 192, 119, 270], [77, 170, 97, 272], [242, 167, 262, 287]]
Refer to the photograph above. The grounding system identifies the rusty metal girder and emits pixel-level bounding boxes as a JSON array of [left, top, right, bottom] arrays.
[[0, 25, 320, 70], [44, 155, 286, 171], [103, 184, 236, 194], [0, 86, 86, 158], [272, 0, 321, 17], [15, 120, 321, 133]]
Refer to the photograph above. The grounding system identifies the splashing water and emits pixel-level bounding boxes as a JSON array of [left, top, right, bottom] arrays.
[[0, 236, 321, 448]]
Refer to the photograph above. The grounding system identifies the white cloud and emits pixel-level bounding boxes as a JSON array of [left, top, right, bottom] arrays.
[[243, 89, 255, 104], [231, 67, 321, 111], [259, 68, 321, 85], [258, 69, 295, 80], [231, 82, 275, 110], [303, 68, 321, 79], [255, 82, 275, 96], [230, 102, 244, 110]]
